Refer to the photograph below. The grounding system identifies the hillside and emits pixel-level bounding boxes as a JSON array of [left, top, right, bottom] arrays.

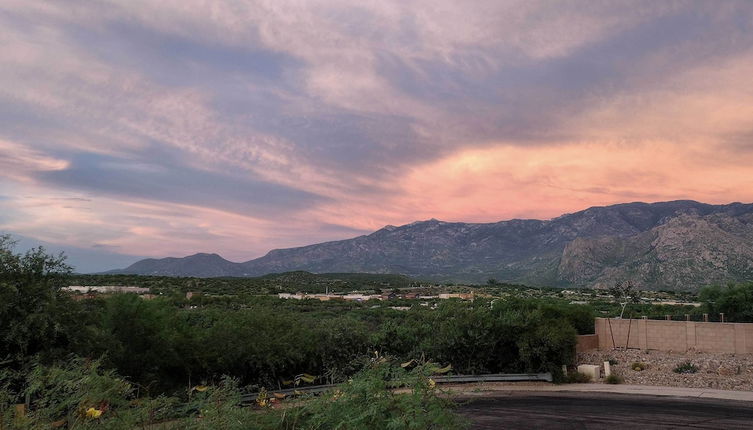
[[109, 200, 753, 290]]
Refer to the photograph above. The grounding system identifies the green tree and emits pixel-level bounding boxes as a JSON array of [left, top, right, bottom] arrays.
[[699, 282, 753, 322], [0, 235, 73, 389]]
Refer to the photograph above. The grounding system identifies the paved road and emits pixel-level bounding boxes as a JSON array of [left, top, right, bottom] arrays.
[[458, 391, 753, 429]]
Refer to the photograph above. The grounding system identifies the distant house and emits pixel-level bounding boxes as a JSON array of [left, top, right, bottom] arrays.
[[380, 292, 398, 301], [343, 294, 374, 302], [63, 285, 152, 300], [64, 286, 150, 294], [438, 293, 474, 300]]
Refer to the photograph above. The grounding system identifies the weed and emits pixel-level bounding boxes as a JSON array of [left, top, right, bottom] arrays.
[[673, 361, 698, 374], [605, 373, 623, 384]]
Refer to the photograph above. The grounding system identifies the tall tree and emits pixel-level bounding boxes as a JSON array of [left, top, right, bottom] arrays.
[[0, 235, 73, 385]]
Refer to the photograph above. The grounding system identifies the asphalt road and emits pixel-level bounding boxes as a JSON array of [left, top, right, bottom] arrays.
[[458, 391, 753, 429]]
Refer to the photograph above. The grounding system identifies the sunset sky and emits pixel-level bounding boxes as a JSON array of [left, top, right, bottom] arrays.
[[2, 1, 753, 271]]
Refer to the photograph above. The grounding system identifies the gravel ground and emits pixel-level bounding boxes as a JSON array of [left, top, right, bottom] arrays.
[[578, 349, 753, 391]]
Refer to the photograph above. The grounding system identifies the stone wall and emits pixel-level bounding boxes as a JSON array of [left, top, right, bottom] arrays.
[[595, 318, 753, 353]]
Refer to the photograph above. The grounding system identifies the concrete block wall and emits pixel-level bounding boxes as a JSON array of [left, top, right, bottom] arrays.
[[576, 334, 599, 353], [594, 318, 753, 353]]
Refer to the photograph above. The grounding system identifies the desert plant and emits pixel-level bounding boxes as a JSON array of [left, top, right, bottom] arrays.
[[631, 362, 647, 371], [605, 373, 623, 384], [565, 372, 592, 383], [673, 361, 698, 374], [25, 358, 133, 425], [607, 358, 618, 366], [277, 359, 468, 430]]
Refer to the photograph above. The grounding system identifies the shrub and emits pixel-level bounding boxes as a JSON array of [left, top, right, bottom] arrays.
[[0, 358, 153, 430], [607, 358, 618, 366], [565, 372, 592, 383], [673, 361, 698, 374], [631, 362, 647, 371], [605, 373, 623, 384], [276, 360, 468, 430]]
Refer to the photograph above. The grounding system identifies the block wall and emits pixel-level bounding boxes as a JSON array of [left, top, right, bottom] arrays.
[[594, 318, 753, 353], [576, 334, 599, 353]]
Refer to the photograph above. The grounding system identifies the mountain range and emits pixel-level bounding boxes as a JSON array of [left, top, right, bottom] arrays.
[[108, 200, 753, 290]]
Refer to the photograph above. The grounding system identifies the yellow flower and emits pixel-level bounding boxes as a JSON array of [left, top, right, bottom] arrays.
[[194, 385, 208, 392], [85, 407, 102, 419]]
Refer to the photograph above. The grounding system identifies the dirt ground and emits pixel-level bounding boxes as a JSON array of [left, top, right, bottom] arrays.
[[578, 349, 753, 391]]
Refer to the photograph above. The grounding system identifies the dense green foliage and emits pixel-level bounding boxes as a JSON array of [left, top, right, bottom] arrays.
[[1, 358, 466, 430], [274, 360, 467, 429], [1, 239, 585, 397], [0, 235, 77, 390], [698, 282, 753, 322], [29, 295, 580, 393], [67, 271, 418, 296]]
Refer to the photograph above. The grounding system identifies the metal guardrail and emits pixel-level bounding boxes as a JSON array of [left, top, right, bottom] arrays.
[[433, 372, 552, 383], [240, 372, 552, 404]]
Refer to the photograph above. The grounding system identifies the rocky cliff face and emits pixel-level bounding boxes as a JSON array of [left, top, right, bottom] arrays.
[[558, 212, 753, 290], [110, 200, 753, 290]]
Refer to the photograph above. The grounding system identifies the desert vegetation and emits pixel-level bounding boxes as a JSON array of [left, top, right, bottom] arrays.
[[1, 237, 582, 428], [4, 234, 753, 428]]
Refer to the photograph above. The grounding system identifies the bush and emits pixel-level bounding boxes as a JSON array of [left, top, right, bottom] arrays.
[[565, 372, 592, 383], [0, 358, 149, 430], [631, 362, 647, 371], [607, 358, 618, 366], [673, 361, 698, 374], [277, 360, 468, 430], [699, 283, 753, 322], [605, 373, 623, 384]]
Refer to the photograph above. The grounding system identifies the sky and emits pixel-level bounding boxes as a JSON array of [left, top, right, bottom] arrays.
[[2, 1, 753, 272]]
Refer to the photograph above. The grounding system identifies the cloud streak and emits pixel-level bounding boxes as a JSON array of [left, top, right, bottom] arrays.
[[1, 1, 753, 271]]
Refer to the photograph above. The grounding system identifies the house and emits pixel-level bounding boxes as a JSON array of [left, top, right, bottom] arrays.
[[438, 293, 474, 300], [63, 286, 152, 300], [380, 292, 398, 301], [343, 294, 374, 302]]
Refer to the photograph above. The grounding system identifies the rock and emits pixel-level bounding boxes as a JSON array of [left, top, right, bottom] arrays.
[[577, 350, 753, 392]]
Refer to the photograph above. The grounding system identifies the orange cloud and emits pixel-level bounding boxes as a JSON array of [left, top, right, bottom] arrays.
[[392, 140, 753, 223]]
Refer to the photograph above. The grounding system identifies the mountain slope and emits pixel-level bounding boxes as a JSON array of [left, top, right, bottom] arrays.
[[108, 253, 243, 277], [558, 212, 753, 289], [109, 200, 753, 290]]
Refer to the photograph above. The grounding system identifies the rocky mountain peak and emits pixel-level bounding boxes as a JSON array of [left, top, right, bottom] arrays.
[[110, 200, 753, 291]]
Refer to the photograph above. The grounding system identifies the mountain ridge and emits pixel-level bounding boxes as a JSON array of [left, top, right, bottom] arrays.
[[107, 200, 753, 290]]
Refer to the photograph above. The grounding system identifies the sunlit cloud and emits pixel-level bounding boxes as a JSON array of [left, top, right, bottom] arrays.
[[1, 0, 753, 271]]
